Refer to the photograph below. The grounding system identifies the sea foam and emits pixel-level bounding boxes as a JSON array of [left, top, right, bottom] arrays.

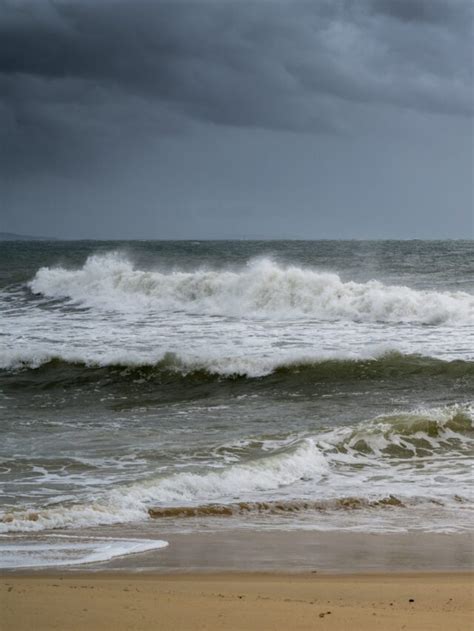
[[1, 405, 471, 534], [0, 538, 168, 569], [29, 253, 474, 324]]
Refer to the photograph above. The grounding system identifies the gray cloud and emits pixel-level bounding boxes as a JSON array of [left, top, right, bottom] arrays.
[[1, 0, 472, 178], [0, 0, 472, 241], [370, 0, 467, 25]]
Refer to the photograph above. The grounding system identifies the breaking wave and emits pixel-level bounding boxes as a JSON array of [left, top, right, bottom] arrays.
[[1, 351, 473, 384], [1, 405, 472, 533], [28, 253, 474, 324]]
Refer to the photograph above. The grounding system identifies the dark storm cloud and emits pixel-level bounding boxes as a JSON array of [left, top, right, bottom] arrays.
[[370, 0, 464, 25], [0, 0, 472, 178]]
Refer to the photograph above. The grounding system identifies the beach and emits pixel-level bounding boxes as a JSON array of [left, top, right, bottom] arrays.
[[1, 240, 473, 627], [2, 530, 473, 630], [2, 571, 473, 631]]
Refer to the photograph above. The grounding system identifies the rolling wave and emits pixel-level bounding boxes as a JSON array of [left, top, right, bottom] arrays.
[[28, 252, 474, 324], [1, 351, 473, 386], [1, 405, 472, 533]]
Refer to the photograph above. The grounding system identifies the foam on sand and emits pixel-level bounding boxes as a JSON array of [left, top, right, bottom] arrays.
[[0, 537, 168, 569]]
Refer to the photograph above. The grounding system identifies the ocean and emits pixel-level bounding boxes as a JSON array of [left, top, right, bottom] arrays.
[[0, 240, 473, 569]]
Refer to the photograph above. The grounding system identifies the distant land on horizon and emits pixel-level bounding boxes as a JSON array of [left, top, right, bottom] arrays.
[[0, 232, 57, 241], [0, 232, 471, 242]]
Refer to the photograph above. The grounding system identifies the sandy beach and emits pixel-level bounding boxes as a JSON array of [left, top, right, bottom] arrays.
[[2, 571, 473, 631], [2, 531, 473, 630]]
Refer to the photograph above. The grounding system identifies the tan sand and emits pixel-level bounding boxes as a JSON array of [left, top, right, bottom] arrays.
[[1, 572, 473, 631]]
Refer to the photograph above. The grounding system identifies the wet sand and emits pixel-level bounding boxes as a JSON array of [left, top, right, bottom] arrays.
[[2, 572, 473, 631], [100, 529, 474, 573], [2, 531, 473, 629]]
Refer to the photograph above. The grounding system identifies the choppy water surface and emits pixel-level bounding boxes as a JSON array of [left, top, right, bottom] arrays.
[[0, 240, 473, 568]]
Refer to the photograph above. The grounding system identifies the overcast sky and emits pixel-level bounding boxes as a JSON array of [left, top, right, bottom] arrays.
[[1, 0, 473, 239]]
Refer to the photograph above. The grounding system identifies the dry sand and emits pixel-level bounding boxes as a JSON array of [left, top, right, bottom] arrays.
[[1, 572, 473, 631]]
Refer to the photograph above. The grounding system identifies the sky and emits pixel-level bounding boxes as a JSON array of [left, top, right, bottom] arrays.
[[0, 0, 473, 239]]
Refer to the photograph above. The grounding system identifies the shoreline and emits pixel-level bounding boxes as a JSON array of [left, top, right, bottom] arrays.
[[2, 528, 473, 574], [2, 571, 473, 630]]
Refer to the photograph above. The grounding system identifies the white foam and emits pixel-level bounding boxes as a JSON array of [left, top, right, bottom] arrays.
[[0, 251, 471, 376], [115, 437, 330, 505], [0, 344, 394, 376], [317, 403, 474, 457], [0, 439, 329, 533], [29, 253, 474, 325], [1, 405, 472, 534], [0, 537, 168, 569], [0, 345, 357, 373]]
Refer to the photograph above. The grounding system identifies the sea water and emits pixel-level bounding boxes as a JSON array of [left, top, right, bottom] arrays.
[[0, 240, 472, 568]]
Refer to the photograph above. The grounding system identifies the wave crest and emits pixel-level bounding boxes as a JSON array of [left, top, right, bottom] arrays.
[[1, 351, 473, 383], [1, 405, 471, 533], [28, 253, 474, 324]]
